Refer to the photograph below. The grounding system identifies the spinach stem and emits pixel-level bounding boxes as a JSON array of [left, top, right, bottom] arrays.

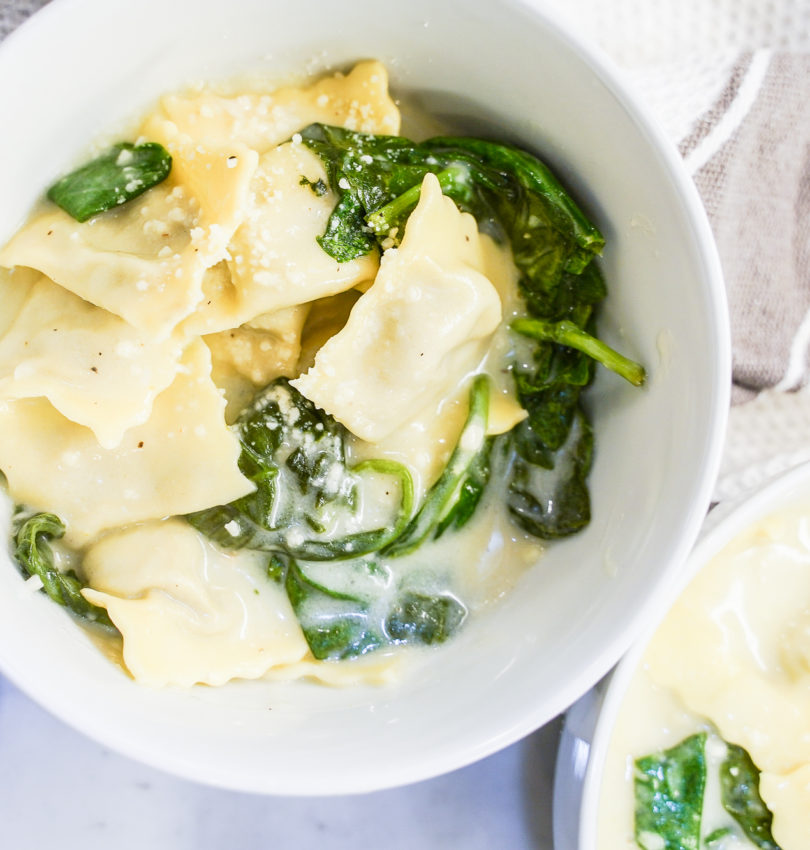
[[511, 318, 646, 386], [384, 375, 490, 557], [352, 458, 415, 538], [365, 166, 468, 236], [277, 458, 415, 561]]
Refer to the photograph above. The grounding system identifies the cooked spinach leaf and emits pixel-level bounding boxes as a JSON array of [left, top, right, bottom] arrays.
[[434, 435, 493, 540], [511, 317, 646, 386], [506, 408, 593, 539], [284, 558, 467, 660], [385, 591, 466, 645], [317, 191, 378, 262], [720, 743, 782, 850], [298, 123, 603, 277], [187, 378, 413, 561], [285, 559, 384, 660], [634, 732, 706, 850], [384, 375, 490, 557], [47, 142, 172, 222], [299, 123, 644, 544], [13, 511, 115, 630], [634, 733, 782, 850]]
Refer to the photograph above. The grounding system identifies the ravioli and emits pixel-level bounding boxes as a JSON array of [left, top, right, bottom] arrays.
[[0, 270, 184, 448], [646, 520, 810, 775], [205, 304, 310, 386], [225, 142, 379, 320], [204, 303, 311, 422], [0, 127, 258, 338], [292, 172, 502, 443], [160, 60, 400, 153], [0, 340, 252, 543], [82, 520, 309, 688]]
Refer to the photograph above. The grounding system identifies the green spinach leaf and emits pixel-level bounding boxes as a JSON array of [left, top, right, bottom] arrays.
[[187, 378, 413, 561], [634, 732, 706, 850], [384, 374, 491, 557], [511, 317, 646, 386], [47, 142, 172, 222], [720, 743, 782, 850], [13, 511, 116, 630], [385, 591, 466, 645], [317, 191, 378, 262], [298, 123, 603, 287], [434, 436, 493, 540], [506, 408, 593, 539], [285, 558, 467, 660], [285, 559, 384, 660]]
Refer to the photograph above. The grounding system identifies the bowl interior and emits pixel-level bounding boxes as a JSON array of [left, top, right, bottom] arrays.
[[0, 0, 729, 793]]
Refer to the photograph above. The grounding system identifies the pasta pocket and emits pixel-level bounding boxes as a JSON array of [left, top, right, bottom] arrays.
[[205, 303, 311, 422], [82, 520, 309, 688], [0, 340, 252, 543], [0, 128, 258, 338], [160, 59, 400, 153], [0, 270, 185, 448], [292, 172, 502, 443]]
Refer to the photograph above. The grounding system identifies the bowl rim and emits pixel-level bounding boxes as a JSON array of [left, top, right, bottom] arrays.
[[0, 0, 731, 794]]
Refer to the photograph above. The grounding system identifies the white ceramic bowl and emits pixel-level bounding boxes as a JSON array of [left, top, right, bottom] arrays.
[[0, 0, 729, 793], [554, 461, 810, 848]]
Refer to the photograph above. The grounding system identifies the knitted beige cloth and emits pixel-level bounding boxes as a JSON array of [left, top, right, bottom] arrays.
[[540, 0, 810, 502]]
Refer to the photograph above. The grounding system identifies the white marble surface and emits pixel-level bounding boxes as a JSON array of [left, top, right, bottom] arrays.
[[0, 674, 559, 848]]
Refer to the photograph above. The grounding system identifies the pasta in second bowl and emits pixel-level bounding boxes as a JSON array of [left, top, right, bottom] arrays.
[[0, 0, 728, 793]]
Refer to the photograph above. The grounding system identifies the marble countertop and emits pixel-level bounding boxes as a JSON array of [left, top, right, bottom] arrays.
[[0, 674, 560, 848]]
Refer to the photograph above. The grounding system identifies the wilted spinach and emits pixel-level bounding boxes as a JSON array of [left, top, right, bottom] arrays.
[[634, 733, 783, 850], [720, 744, 781, 850], [298, 124, 604, 273], [284, 558, 466, 661], [384, 374, 491, 556], [299, 123, 645, 542], [511, 316, 645, 388], [12, 511, 116, 630], [385, 591, 466, 645], [47, 141, 172, 222], [187, 378, 414, 561], [634, 733, 707, 850], [284, 558, 384, 660], [507, 409, 593, 539]]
